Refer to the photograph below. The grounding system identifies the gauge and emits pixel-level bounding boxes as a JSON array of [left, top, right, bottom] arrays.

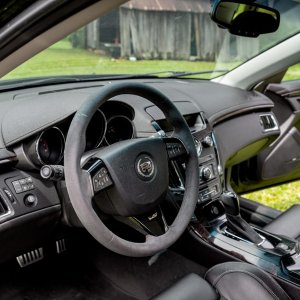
[[85, 109, 107, 150], [105, 115, 134, 145], [36, 127, 65, 165]]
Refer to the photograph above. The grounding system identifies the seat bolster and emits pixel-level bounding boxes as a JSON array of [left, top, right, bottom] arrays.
[[205, 262, 291, 300], [264, 204, 300, 240], [152, 273, 218, 300]]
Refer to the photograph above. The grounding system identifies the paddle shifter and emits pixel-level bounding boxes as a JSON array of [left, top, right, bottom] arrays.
[[221, 191, 264, 245]]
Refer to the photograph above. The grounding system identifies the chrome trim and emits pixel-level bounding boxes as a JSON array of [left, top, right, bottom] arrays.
[[170, 161, 185, 189], [35, 126, 65, 165], [56, 239, 67, 254], [194, 137, 203, 157], [259, 113, 279, 132], [211, 105, 273, 125], [0, 191, 14, 221], [136, 156, 155, 178], [16, 248, 44, 268], [211, 131, 223, 176], [0, 157, 17, 166], [219, 224, 266, 246]]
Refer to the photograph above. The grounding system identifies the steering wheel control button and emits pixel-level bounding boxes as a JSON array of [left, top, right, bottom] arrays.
[[92, 167, 113, 192], [166, 140, 186, 159], [135, 155, 155, 180], [24, 194, 37, 207], [12, 177, 35, 194]]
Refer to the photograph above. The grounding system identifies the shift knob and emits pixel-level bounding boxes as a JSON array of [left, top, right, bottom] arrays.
[[220, 191, 240, 216]]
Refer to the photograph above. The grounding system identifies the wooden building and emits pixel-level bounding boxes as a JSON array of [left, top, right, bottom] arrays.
[[82, 0, 260, 61]]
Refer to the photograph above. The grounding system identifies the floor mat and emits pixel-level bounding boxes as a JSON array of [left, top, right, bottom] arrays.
[[90, 245, 207, 299], [0, 240, 207, 300]]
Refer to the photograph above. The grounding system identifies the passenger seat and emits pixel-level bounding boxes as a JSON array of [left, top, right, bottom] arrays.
[[264, 204, 300, 240]]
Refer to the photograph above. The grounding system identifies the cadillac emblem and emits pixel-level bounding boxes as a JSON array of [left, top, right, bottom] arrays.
[[136, 155, 155, 179]]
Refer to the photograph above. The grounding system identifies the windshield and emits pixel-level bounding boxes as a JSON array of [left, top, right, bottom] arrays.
[[3, 0, 300, 81]]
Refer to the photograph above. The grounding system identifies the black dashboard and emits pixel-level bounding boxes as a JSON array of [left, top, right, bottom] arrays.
[[0, 78, 281, 262]]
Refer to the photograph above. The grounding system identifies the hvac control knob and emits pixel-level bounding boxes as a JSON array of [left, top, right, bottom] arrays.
[[200, 166, 212, 181], [202, 136, 213, 147]]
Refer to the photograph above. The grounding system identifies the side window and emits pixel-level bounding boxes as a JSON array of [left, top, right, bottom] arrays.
[[282, 63, 300, 81], [244, 181, 300, 211]]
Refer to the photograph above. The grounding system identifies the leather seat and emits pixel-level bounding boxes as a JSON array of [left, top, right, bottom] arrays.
[[264, 204, 300, 240], [152, 262, 291, 300]]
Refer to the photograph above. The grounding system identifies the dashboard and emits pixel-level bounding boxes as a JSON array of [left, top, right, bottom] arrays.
[[0, 78, 281, 263], [16, 101, 135, 169]]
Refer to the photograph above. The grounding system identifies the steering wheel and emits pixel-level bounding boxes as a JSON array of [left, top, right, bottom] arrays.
[[64, 82, 199, 257]]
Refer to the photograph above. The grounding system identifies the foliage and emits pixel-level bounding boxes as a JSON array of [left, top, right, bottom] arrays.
[[283, 63, 300, 81], [244, 181, 300, 211]]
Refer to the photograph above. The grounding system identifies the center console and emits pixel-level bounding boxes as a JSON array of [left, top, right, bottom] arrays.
[[169, 112, 223, 208], [169, 112, 300, 289]]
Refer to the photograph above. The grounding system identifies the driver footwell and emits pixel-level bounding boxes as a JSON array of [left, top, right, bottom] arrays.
[[0, 237, 207, 300]]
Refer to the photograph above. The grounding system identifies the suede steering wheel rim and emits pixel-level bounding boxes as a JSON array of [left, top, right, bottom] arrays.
[[64, 82, 199, 257]]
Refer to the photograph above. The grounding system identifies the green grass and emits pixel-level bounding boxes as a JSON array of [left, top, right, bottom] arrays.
[[244, 181, 300, 211], [283, 63, 300, 81], [3, 39, 300, 212], [3, 40, 227, 80]]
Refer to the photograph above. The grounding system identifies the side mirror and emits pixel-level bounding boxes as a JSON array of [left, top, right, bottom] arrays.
[[211, 0, 280, 37]]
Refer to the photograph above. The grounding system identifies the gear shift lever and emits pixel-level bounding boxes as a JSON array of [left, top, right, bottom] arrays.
[[221, 191, 264, 245]]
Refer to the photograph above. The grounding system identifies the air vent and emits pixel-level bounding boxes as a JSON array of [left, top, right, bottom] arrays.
[[0, 194, 9, 216], [260, 114, 278, 132]]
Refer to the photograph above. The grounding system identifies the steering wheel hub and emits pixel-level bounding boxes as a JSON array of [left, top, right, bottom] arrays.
[[135, 154, 155, 180]]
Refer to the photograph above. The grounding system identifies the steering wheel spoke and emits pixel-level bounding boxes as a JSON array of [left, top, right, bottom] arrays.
[[129, 207, 169, 236], [82, 158, 113, 194], [163, 137, 188, 160]]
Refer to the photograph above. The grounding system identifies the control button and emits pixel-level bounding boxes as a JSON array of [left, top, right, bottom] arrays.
[[202, 136, 213, 147], [25, 177, 33, 184], [166, 142, 186, 159], [12, 177, 35, 194], [22, 184, 29, 192], [41, 165, 52, 178], [24, 194, 37, 207], [3, 188, 15, 203], [200, 166, 212, 181], [12, 181, 22, 194], [19, 179, 26, 185], [93, 167, 113, 192]]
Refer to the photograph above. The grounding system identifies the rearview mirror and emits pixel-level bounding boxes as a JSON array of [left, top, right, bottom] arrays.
[[211, 0, 280, 37]]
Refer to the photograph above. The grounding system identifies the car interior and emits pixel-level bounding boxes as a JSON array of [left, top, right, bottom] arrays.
[[1, 0, 300, 299]]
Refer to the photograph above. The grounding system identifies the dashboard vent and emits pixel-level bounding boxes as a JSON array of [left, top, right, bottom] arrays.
[[0, 194, 9, 216], [260, 114, 278, 132]]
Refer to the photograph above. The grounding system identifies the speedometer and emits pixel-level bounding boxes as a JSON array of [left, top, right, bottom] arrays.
[[105, 115, 134, 145]]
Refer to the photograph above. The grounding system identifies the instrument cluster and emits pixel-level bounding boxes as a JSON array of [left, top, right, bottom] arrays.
[[23, 101, 135, 167]]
